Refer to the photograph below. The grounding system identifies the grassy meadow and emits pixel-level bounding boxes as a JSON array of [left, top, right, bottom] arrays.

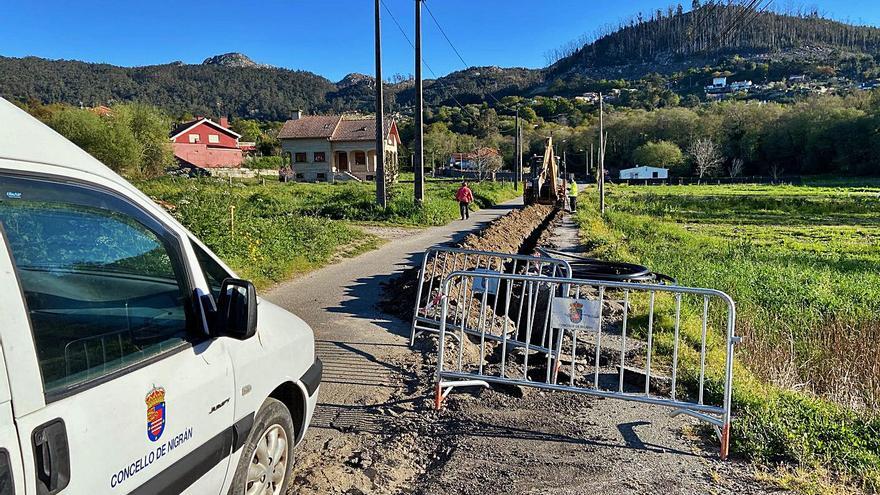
[[136, 177, 519, 287], [576, 183, 880, 490]]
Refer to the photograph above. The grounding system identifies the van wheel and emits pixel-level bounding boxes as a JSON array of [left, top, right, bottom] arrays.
[[230, 398, 295, 495]]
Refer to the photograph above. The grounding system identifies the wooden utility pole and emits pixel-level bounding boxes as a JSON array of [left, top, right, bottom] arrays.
[[514, 106, 520, 190], [374, 0, 387, 207], [413, 0, 425, 204], [599, 92, 606, 215], [590, 142, 594, 177], [585, 147, 590, 178]]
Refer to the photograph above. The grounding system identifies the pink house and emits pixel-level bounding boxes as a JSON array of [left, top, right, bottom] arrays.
[[170, 117, 244, 172]]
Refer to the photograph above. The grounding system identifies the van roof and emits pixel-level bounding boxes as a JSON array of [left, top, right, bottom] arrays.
[[0, 97, 121, 184]]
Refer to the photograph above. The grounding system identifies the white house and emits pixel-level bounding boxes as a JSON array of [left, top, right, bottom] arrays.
[[729, 80, 753, 91], [278, 112, 400, 182], [619, 166, 668, 180]]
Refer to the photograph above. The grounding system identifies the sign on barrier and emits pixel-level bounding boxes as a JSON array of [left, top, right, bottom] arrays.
[[550, 297, 601, 331]]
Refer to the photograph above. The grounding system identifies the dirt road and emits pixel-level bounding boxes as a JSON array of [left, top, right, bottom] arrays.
[[265, 199, 769, 494]]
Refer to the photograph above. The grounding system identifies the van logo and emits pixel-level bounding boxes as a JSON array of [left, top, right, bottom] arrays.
[[145, 386, 166, 442]]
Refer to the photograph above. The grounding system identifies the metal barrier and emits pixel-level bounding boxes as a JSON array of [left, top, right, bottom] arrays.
[[409, 247, 572, 347], [433, 271, 739, 460]]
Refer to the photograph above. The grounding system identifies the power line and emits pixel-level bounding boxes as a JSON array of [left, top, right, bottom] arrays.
[[379, 0, 469, 111], [423, 1, 469, 70], [422, 0, 504, 106]]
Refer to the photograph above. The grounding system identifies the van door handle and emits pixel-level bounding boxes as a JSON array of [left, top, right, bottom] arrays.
[[35, 435, 52, 482], [31, 419, 70, 495]]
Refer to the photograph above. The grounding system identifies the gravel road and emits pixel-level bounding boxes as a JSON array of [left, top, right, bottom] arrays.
[[265, 199, 772, 494]]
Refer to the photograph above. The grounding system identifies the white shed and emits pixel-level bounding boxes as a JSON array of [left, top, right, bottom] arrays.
[[619, 166, 668, 180]]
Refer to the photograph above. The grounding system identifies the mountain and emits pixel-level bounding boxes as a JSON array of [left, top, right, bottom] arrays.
[[3, 6, 880, 119], [549, 4, 880, 79], [0, 55, 335, 120], [202, 52, 270, 69]]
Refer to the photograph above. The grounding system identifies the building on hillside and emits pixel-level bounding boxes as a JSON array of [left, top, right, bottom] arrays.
[[90, 105, 113, 117], [575, 92, 601, 104], [705, 76, 753, 95], [619, 166, 668, 180], [729, 80, 753, 91], [277, 112, 400, 182], [449, 147, 501, 170], [170, 117, 244, 174], [705, 76, 728, 93]]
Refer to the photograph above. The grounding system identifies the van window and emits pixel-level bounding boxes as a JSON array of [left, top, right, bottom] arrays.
[[0, 175, 194, 398], [191, 241, 230, 301]]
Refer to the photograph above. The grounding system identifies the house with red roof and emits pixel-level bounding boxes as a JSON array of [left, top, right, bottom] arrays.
[[277, 111, 400, 182], [169, 117, 244, 173]]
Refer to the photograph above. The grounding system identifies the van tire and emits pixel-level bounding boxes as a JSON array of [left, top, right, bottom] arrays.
[[229, 398, 295, 495]]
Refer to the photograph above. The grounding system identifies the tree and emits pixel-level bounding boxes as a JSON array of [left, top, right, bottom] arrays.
[[43, 103, 173, 178], [114, 103, 175, 178], [729, 157, 745, 178], [632, 140, 684, 168], [688, 138, 723, 178], [423, 123, 456, 171], [231, 119, 262, 142], [471, 148, 503, 181]]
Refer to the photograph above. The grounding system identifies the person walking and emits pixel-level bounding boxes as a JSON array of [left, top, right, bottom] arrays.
[[455, 181, 474, 220], [568, 180, 579, 212]]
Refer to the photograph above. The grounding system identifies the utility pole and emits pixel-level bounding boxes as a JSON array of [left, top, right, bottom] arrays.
[[563, 149, 567, 182], [589, 142, 599, 179], [599, 92, 606, 215], [514, 105, 520, 191], [374, 0, 387, 208], [413, 0, 425, 204], [584, 148, 589, 179]]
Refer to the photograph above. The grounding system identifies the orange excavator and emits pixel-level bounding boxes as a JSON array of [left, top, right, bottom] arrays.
[[524, 136, 566, 207]]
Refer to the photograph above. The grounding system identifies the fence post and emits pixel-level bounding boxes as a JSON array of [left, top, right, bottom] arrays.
[[230, 205, 236, 238]]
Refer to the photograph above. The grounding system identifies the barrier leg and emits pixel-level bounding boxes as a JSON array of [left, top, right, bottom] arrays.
[[719, 423, 730, 460], [434, 383, 443, 410]]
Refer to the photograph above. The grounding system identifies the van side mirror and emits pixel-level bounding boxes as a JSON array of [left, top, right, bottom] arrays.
[[216, 278, 258, 340]]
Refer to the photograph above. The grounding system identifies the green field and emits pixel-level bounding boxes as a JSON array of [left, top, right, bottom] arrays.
[[136, 177, 519, 287], [576, 183, 880, 491]]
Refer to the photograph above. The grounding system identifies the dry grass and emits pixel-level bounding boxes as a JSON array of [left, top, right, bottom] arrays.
[[741, 318, 880, 411]]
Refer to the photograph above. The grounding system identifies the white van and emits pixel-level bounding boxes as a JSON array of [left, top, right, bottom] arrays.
[[0, 98, 321, 494]]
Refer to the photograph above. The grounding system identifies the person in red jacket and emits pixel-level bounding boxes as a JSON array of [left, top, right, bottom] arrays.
[[455, 182, 474, 220]]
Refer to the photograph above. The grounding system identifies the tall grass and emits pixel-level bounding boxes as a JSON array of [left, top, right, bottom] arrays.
[[135, 177, 520, 286], [576, 183, 880, 490]]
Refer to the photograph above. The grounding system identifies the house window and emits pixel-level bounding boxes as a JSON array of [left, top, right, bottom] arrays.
[[314, 152, 326, 163], [652, 172, 659, 178], [208, 134, 220, 144], [354, 151, 367, 166], [188, 134, 200, 143], [294, 152, 307, 163]]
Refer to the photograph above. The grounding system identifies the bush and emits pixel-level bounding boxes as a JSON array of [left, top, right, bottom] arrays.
[[42, 103, 174, 178], [242, 156, 283, 170]]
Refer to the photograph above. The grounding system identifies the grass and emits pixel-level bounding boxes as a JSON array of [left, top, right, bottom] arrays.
[[575, 183, 880, 491], [136, 177, 519, 287]]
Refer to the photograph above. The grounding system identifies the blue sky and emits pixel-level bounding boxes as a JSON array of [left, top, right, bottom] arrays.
[[2, 0, 880, 81]]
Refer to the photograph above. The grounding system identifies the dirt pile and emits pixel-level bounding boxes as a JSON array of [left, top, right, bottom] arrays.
[[458, 204, 554, 254], [380, 205, 559, 319]]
